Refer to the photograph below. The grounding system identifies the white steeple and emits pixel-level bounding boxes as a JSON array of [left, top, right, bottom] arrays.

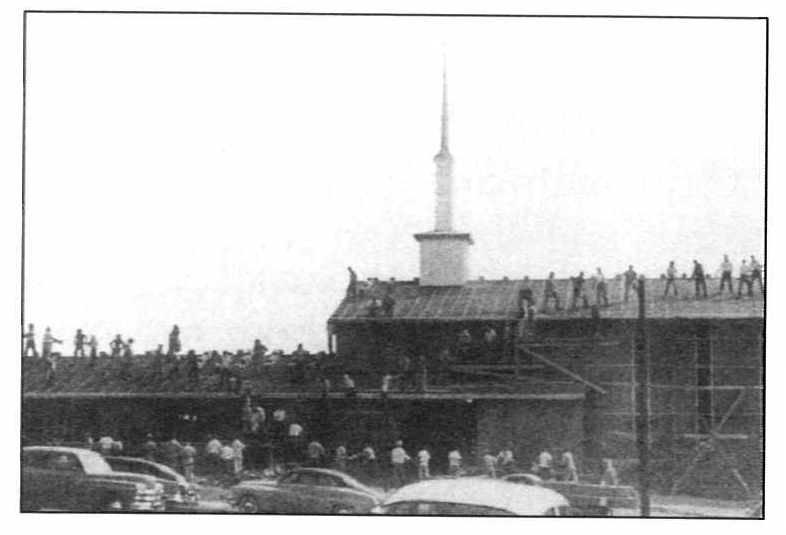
[[414, 58, 473, 287]]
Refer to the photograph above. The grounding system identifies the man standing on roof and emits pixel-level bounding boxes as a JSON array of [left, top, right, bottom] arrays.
[[663, 261, 678, 297], [542, 272, 561, 312], [23, 323, 38, 357], [737, 259, 753, 298], [750, 255, 763, 293], [594, 268, 608, 307], [691, 260, 708, 299], [41, 327, 62, 360], [719, 255, 734, 295], [109, 334, 123, 358], [73, 329, 87, 358], [347, 266, 358, 299], [519, 277, 534, 317], [571, 273, 589, 310], [168, 325, 181, 356], [87, 335, 98, 366], [623, 265, 638, 303]]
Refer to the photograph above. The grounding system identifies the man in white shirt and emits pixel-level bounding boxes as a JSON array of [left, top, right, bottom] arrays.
[[98, 435, 114, 456], [536, 450, 553, 480], [417, 447, 431, 480], [220, 442, 235, 476], [737, 259, 753, 298], [205, 436, 222, 474], [231, 437, 245, 475], [594, 268, 608, 306], [482, 450, 498, 478], [497, 447, 515, 475], [448, 448, 462, 476], [390, 440, 411, 488]]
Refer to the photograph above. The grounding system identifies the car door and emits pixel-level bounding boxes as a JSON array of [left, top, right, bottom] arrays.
[[316, 474, 361, 513], [272, 472, 309, 513], [44, 452, 82, 510], [21, 450, 50, 510]]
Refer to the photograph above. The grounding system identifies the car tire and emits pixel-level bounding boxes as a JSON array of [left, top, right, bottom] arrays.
[[333, 505, 355, 514], [237, 495, 260, 514]]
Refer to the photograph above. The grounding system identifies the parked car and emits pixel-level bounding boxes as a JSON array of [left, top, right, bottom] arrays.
[[372, 478, 570, 516], [230, 467, 382, 514], [105, 456, 199, 512], [22, 446, 165, 512], [502, 472, 639, 515]]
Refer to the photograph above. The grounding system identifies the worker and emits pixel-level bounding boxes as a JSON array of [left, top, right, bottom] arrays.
[[750, 255, 763, 292], [594, 268, 608, 307], [73, 329, 87, 358], [447, 448, 462, 477], [691, 260, 708, 299], [623, 265, 637, 303], [542, 272, 561, 311], [23, 323, 38, 357], [663, 261, 678, 297], [737, 259, 753, 298], [718, 255, 734, 295], [390, 440, 411, 488], [417, 447, 431, 480]]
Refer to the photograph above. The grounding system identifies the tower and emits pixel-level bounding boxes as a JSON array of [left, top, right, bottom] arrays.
[[413, 60, 473, 286]]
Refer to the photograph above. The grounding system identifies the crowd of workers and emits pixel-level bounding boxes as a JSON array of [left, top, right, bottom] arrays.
[[66, 402, 621, 491]]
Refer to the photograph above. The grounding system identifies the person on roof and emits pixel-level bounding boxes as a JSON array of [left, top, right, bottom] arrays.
[[691, 260, 708, 299], [23, 323, 38, 358], [382, 292, 396, 316], [347, 266, 358, 299], [594, 268, 608, 307], [542, 272, 561, 312], [519, 277, 534, 317], [750, 255, 763, 293], [663, 261, 678, 297], [737, 259, 753, 298], [571, 273, 589, 310], [168, 325, 181, 355], [42, 327, 62, 360], [623, 265, 638, 303], [73, 329, 87, 358], [719, 255, 734, 295], [109, 334, 123, 358], [87, 335, 98, 365]]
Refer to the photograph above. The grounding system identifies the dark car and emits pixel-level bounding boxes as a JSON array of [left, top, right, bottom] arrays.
[[230, 467, 382, 514], [105, 456, 199, 512], [22, 446, 165, 512]]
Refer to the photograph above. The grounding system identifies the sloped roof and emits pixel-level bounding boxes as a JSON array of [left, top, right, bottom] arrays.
[[329, 277, 764, 322]]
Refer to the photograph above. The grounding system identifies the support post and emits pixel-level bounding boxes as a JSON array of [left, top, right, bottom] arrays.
[[634, 276, 651, 516]]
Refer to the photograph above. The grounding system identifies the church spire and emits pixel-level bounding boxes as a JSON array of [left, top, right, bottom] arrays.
[[439, 55, 449, 154], [434, 55, 453, 232]]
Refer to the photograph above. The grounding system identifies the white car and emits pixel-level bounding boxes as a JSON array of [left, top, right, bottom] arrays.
[[372, 478, 570, 516]]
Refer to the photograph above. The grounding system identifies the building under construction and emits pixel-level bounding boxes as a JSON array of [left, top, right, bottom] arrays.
[[21, 66, 763, 500]]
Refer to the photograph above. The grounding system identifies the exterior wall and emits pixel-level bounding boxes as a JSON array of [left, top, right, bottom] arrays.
[[476, 399, 584, 470], [415, 235, 471, 286]]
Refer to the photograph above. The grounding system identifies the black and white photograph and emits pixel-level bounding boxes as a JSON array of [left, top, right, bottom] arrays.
[[5, 2, 778, 525]]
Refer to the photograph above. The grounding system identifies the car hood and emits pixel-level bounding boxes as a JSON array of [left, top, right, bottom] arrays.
[[232, 479, 278, 491]]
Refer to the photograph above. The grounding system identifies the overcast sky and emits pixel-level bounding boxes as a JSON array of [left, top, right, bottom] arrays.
[[24, 14, 766, 353]]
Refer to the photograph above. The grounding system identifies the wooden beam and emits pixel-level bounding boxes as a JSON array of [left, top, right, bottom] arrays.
[[520, 347, 608, 395]]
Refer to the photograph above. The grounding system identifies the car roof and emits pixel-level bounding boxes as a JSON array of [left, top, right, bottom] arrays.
[[23, 446, 96, 457], [382, 478, 568, 515]]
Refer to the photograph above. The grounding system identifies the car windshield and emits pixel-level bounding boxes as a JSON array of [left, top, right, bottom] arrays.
[[80, 452, 113, 475]]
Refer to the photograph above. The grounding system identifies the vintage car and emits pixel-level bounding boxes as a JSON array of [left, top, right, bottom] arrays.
[[230, 467, 382, 514], [22, 446, 165, 512], [105, 456, 199, 512], [502, 472, 639, 515], [372, 478, 570, 516]]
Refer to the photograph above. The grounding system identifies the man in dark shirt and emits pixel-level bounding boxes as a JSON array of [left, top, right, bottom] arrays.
[[110, 334, 124, 358], [663, 261, 678, 297], [691, 260, 708, 299], [73, 329, 87, 358], [23, 324, 38, 358], [571, 272, 589, 310], [519, 277, 534, 317], [168, 325, 181, 355], [347, 266, 358, 299], [542, 272, 561, 312]]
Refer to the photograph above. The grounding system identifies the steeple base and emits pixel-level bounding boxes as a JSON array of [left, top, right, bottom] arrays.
[[413, 231, 473, 287]]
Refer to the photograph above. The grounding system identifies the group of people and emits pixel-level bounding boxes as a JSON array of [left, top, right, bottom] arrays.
[[525, 254, 763, 314]]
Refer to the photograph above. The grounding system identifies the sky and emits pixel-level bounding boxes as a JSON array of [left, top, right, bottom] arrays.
[[24, 14, 766, 353]]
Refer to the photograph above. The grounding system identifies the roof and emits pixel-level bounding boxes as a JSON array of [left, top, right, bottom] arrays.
[[330, 277, 764, 322], [382, 478, 568, 515]]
